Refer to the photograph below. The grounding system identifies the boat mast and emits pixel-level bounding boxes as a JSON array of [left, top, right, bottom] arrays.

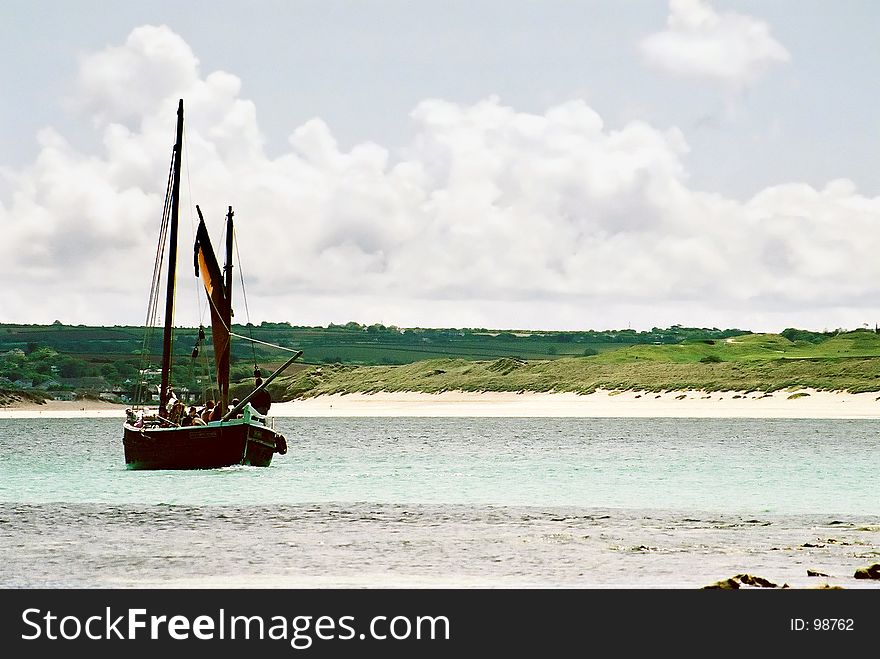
[[159, 99, 184, 412], [221, 206, 234, 409]]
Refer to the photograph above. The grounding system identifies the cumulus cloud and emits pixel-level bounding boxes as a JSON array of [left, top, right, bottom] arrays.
[[71, 25, 200, 126], [640, 0, 790, 88], [1, 24, 877, 332]]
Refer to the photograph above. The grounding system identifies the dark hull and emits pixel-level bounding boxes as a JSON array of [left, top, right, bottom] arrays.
[[123, 420, 282, 470]]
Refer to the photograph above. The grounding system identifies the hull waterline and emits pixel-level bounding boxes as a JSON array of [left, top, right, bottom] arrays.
[[122, 418, 284, 470]]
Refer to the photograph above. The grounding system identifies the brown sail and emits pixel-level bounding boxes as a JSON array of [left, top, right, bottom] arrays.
[[194, 207, 231, 408]]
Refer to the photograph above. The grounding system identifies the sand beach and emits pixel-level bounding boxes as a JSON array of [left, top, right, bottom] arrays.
[[2, 388, 880, 419]]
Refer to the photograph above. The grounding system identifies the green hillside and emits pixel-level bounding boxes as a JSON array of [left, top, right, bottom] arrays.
[[270, 330, 880, 400], [3, 322, 879, 403]]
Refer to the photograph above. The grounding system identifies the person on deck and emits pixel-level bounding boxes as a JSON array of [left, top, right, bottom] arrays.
[[251, 376, 272, 416], [201, 400, 214, 424], [209, 400, 224, 422], [191, 408, 207, 426], [170, 399, 185, 425], [180, 406, 197, 427]]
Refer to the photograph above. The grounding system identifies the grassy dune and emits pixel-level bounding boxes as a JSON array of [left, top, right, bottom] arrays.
[[0, 389, 48, 406], [269, 331, 880, 400]]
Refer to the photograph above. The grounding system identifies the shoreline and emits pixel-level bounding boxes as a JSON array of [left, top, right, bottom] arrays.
[[3, 388, 880, 419]]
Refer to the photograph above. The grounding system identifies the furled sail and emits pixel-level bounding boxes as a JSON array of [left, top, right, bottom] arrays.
[[193, 207, 231, 407]]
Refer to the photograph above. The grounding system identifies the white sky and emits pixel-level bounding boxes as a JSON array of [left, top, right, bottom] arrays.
[[1, 0, 879, 332]]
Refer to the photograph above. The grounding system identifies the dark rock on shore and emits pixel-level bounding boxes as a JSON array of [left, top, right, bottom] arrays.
[[735, 573, 779, 588], [853, 563, 880, 580], [703, 573, 780, 589], [703, 578, 740, 589]]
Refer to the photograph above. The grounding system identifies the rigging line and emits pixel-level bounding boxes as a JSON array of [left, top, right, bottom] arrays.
[[145, 153, 175, 329], [206, 214, 228, 330], [149, 151, 175, 325], [189, 324, 214, 404], [182, 124, 195, 230], [202, 287, 302, 354], [182, 123, 204, 325], [155, 144, 183, 396], [192, 285, 214, 390], [137, 151, 176, 405], [198, 281, 232, 389], [201, 337, 215, 403], [233, 233, 258, 366], [230, 331, 303, 354]]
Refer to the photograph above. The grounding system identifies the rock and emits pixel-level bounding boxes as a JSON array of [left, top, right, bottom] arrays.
[[629, 545, 658, 552], [703, 578, 740, 589], [824, 538, 851, 545], [853, 563, 880, 580], [734, 573, 779, 588], [807, 569, 830, 577], [703, 574, 779, 589], [813, 583, 844, 589]]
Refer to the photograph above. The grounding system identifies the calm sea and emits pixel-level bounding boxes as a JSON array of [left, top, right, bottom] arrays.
[[1, 417, 877, 588]]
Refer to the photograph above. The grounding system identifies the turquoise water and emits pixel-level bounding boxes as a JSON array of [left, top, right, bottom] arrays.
[[1, 417, 877, 514], [1, 417, 878, 587]]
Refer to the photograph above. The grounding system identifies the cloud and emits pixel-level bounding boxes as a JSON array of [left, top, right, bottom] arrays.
[[71, 25, 201, 127], [1, 25, 877, 332], [640, 0, 790, 88]]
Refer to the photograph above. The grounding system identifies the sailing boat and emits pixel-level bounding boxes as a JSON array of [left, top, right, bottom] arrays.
[[122, 99, 299, 470]]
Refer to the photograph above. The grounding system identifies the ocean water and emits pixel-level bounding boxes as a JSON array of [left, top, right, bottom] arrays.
[[1, 417, 878, 588]]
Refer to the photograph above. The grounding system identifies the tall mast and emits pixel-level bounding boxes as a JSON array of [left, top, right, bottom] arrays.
[[221, 205, 234, 409], [224, 206, 234, 314], [159, 99, 184, 411]]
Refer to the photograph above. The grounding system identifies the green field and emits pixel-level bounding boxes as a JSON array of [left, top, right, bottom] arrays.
[[3, 322, 880, 403], [0, 322, 750, 366], [0, 321, 750, 399]]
